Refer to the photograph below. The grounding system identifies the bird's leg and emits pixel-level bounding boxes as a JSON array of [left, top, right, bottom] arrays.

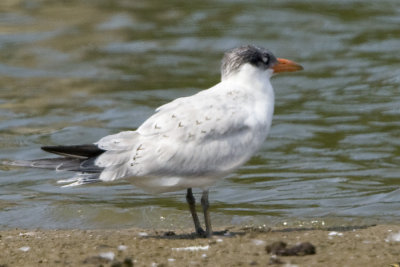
[[201, 189, 212, 237], [186, 188, 205, 236]]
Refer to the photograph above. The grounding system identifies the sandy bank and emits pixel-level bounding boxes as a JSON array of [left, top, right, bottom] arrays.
[[1, 224, 399, 266]]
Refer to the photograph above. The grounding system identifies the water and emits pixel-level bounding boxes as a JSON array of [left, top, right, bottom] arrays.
[[0, 0, 399, 230]]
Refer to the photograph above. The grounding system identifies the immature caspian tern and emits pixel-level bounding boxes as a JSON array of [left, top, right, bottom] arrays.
[[10, 45, 303, 237]]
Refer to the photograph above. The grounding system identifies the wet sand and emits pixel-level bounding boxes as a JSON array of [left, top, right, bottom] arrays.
[[1, 224, 399, 266]]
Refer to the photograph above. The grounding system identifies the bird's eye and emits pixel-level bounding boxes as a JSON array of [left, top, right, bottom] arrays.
[[261, 54, 270, 64]]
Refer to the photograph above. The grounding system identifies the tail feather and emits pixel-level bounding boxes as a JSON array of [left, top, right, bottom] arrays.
[[4, 144, 107, 187], [6, 158, 79, 170], [41, 144, 105, 159], [6, 157, 102, 173]]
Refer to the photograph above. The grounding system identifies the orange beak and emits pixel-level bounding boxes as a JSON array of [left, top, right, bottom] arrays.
[[272, 58, 303, 73]]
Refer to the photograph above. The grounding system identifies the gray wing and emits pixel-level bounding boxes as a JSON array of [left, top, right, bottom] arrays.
[[95, 83, 265, 181]]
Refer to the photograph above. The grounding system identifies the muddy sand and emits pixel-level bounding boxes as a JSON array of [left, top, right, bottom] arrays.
[[1, 224, 400, 267]]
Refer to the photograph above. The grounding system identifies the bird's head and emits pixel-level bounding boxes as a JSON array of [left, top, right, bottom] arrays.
[[221, 45, 303, 80]]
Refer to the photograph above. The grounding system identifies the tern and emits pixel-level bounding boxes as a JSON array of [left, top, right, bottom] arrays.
[[9, 45, 303, 237]]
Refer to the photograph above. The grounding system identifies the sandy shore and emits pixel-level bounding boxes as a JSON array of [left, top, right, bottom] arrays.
[[1, 224, 399, 267]]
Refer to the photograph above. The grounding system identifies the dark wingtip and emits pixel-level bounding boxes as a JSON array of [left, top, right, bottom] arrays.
[[41, 146, 55, 152], [41, 145, 105, 158]]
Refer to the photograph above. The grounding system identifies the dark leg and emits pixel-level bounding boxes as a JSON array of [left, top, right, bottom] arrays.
[[186, 188, 205, 235], [201, 190, 212, 237]]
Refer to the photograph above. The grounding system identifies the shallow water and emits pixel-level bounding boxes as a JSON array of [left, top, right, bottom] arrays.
[[0, 0, 399, 230]]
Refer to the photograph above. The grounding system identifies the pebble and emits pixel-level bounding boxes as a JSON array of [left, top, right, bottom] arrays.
[[328, 231, 343, 236], [99, 251, 115, 261], [118, 245, 128, 251], [19, 246, 30, 252], [266, 241, 316, 256], [172, 245, 209, 251], [138, 232, 148, 237]]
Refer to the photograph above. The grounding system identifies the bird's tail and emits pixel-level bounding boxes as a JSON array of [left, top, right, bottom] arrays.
[[4, 157, 88, 171], [3, 144, 106, 187]]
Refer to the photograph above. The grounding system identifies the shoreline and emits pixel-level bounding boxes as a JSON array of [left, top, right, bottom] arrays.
[[1, 224, 399, 266]]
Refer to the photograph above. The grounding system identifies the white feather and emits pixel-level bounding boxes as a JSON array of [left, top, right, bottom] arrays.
[[91, 63, 275, 192], [95, 131, 138, 150]]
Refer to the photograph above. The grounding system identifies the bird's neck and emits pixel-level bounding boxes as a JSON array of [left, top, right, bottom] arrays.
[[222, 64, 274, 95]]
